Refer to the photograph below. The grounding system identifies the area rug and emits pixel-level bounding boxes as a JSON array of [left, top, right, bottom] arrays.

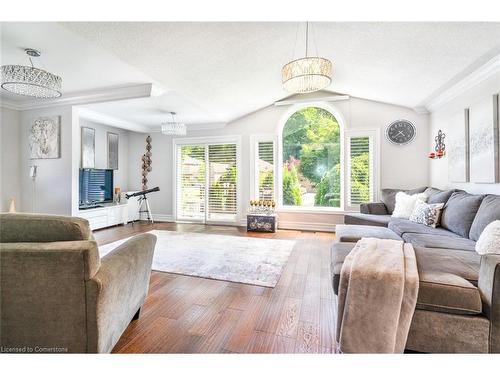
[[98, 230, 295, 287]]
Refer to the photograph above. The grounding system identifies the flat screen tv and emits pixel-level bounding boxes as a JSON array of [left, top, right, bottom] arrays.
[[79, 168, 114, 206]]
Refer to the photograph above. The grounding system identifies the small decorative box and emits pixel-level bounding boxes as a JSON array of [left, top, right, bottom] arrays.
[[247, 214, 277, 233]]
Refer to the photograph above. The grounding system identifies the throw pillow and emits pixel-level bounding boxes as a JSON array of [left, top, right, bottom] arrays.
[[409, 201, 445, 228], [391, 192, 428, 219], [475, 220, 500, 255]]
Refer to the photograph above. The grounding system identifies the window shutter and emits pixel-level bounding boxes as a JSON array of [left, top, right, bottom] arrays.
[[348, 136, 374, 206], [178, 145, 206, 220], [208, 144, 237, 221], [257, 141, 275, 201]]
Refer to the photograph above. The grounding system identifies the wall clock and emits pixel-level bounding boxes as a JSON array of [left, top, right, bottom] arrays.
[[385, 119, 416, 145]]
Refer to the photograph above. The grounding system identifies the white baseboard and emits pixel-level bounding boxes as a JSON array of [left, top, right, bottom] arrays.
[[145, 215, 337, 232], [278, 220, 336, 232]]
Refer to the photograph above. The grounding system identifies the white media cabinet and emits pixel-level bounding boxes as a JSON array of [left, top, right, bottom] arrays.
[[76, 193, 140, 230]]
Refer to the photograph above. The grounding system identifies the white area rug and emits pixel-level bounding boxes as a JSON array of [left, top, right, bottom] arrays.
[[98, 230, 295, 287]]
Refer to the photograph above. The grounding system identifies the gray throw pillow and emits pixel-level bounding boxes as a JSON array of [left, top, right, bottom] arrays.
[[440, 192, 485, 238], [469, 194, 500, 241], [428, 189, 456, 205]]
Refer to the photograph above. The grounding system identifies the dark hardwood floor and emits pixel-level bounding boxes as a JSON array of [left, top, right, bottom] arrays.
[[93, 222, 337, 353]]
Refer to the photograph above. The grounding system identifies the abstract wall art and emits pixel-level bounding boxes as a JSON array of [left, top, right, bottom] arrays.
[[29, 116, 60, 159], [81, 127, 95, 168], [469, 94, 499, 183], [107, 132, 119, 170]]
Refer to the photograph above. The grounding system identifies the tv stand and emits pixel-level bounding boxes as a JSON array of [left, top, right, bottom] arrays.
[[76, 202, 127, 230]]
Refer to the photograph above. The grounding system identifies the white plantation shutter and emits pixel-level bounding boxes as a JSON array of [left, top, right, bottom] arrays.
[[207, 143, 238, 221], [178, 145, 206, 220], [257, 141, 275, 201], [347, 135, 374, 206]]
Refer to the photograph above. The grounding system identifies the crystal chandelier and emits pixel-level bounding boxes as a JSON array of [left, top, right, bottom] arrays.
[[282, 22, 332, 94], [161, 112, 187, 136], [1, 49, 62, 99]]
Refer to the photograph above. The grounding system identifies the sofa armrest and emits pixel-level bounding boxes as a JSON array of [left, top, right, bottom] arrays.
[[85, 233, 156, 353], [478, 254, 500, 353], [359, 202, 388, 215]]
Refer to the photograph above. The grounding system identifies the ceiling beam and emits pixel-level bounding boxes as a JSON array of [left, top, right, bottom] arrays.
[[274, 95, 350, 106], [0, 83, 154, 111]]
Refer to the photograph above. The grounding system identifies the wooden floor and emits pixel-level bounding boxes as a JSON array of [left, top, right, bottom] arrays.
[[93, 222, 338, 353]]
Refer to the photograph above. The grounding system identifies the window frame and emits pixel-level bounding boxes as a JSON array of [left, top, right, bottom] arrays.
[[249, 134, 278, 203], [344, 129, 380, 212], [172, 135, 242, 225], [276, 102, 346, 213]]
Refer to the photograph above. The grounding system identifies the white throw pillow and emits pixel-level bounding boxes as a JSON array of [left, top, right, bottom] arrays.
[[391, 192, 428, 219], [409, 201, 444, 228], [475, 220, 500, 255]]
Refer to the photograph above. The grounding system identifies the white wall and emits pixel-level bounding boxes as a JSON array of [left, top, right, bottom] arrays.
[[79, 119, 130, 193], [127, 94, 430, 229], [0, 107, 21, 212], [18, 106, 76, 215], [429, 72, 500, 195]]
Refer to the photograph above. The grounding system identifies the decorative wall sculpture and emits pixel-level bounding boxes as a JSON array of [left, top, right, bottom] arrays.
[[81, 127, 95, 168], [469, 94, 499, 183], [107, 132, 119, 170], [141, 135, 152, 190], [29, 116, 60, 159], [448, 109, 470, 182]]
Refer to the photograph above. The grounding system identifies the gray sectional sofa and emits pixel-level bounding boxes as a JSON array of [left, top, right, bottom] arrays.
[[333, 187, 500, 353]]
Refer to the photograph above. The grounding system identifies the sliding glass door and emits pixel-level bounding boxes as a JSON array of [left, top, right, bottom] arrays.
[[176, 141, 239, 223]]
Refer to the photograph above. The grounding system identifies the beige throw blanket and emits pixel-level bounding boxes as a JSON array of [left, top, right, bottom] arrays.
[[336, 238, 419, 353]]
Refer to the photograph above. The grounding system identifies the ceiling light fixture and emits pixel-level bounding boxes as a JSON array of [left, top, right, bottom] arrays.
[[282, 22, 332, 94], [1, 48, 62, 99], [161, 112, 186, 136]]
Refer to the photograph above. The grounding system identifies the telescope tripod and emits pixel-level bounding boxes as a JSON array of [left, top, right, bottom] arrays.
[[137, 194, 154, 224]]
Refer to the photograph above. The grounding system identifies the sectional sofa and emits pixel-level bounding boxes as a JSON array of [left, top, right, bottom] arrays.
[[332, 187, 500, 353]]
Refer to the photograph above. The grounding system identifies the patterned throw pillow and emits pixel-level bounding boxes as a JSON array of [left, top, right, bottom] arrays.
[[409, 201, 444, 228]]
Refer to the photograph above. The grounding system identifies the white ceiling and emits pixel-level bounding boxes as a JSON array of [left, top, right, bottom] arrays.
[[2, 22, 500, 129]]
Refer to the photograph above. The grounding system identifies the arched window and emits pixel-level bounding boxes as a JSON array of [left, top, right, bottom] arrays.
[[281, 106, 342, 208]]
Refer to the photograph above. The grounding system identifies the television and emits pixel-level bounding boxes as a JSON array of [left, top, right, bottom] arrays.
[[79, 168, 114, 206]]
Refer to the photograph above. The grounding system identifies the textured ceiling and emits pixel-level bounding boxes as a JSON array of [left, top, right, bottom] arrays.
[[2, 22, 500, 127]]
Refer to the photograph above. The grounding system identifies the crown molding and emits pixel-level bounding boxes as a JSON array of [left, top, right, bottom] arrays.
[[0, 83, 153, 111], [0, 98, 24, 111], [424, 54, 500, 113], [78, 107, 150, 133], [412, 106, 430, 115], [187, 122, 227, 131]]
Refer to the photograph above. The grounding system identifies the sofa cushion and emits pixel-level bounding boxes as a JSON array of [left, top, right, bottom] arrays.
[[469, 194, 500, 241], [440, 192, 484, 238], [0, 213, 92, 243], [402, 233, 476, 251], [415, 247, 482, 315], [335, 224, 402, 243], [380, 187, 427, 214], [344, 213, 392, 227], [388, 218, 461, 238], [427, 189, 457, 205]]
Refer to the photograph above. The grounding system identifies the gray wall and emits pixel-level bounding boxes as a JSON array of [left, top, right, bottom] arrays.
[[79, 119, 130, 193], [0, 107, 21, 212], [429, 72, 500, 195]]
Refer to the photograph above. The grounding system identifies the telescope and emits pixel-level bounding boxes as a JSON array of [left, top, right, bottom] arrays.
[[126, 186, 160, 199], [126, 187, 160, 223]]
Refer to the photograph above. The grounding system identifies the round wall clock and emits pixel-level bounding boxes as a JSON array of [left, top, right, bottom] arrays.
[[385, 119, 416, 145]]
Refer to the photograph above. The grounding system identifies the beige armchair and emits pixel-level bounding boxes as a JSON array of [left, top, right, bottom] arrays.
[[0, 213, 156, 353]]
